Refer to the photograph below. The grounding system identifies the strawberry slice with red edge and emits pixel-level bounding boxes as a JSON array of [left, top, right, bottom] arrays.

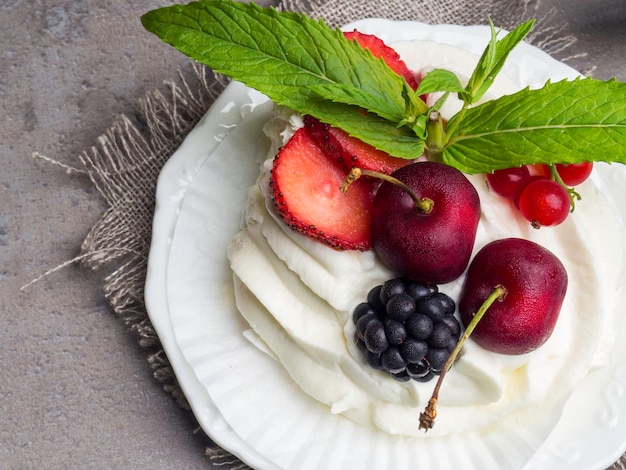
[[270, 127, 376, 251], [344, 30, 419, 90], [304, 115, 417, 175]]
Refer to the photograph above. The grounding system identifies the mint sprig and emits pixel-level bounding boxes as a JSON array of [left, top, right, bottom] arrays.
[[463, 19, 535, 105], [142, 1, 626, 174], [141, 0, 427, 157]]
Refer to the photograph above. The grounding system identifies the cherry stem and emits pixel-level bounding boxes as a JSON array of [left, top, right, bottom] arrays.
[[341, 167, 434, 214], [418, 284, 508, 431]]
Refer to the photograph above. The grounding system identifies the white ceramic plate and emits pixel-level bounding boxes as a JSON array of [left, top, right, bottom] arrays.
[[145, 19, 626, 469]]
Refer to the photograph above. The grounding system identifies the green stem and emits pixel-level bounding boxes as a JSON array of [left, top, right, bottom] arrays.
[[549, 165, 581, 213], [425, 110, 445, 162], [419, 284, 508, 431], [341, 167, 434, 213], [438, 103, 468, 147]]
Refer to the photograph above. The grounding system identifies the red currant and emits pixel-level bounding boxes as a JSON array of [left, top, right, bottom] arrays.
[[528, 163, 551, 178], [486, 166, 531, 199], [513, 175, 547, 210], [555, 162, 593, 186], [518, 179, 570, 228]]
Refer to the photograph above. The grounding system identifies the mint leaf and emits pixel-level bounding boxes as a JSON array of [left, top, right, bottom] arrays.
[[443, 77, 626, 173], [309, 83, 407, 123], [143, 2, 626, 175], [415, 69, 465, 96], [141, 0, 412, 124], [464, 19, 534, 104], [313, 100, 425, 157]]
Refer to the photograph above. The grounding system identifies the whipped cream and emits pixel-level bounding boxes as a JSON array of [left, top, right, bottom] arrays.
[[227, 40, 623, 441]]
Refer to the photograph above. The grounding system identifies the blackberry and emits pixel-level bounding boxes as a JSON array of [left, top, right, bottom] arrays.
[[352, 302, 376, 324], [427, 322, 452, 349], [415, 296, 446, 322], [366, 285, 385, 313], [384, 319, 407, 346], [352, 278, 462, 383], [406, 359, 433, 382], [385, 293, 415, 321], [446, 337, 458, 353], [355, 312, 378, 340], [440, 313, 461, 339], [405, 281, 439, 300], [405, 313, 433, 340], [400, 337, 428, 363], [434, 292, 456, 315], [365, 350, 383, 370], [404, 281, 432, 302], [381, 346, 406, 374], [390, 369, 411, 382], [379, 278, 405, 304], [426, 348, 450, 374], [364, 320, 388, 353]]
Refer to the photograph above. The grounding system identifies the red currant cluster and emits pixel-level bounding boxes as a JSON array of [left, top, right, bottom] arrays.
[[486, 162, 594, 228]]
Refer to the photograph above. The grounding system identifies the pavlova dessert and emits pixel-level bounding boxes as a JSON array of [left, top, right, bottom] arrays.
[[226, 41, 623, 438], [142, 1, 626, 468]]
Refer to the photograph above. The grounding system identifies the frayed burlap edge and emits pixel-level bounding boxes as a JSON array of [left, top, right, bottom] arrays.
[[75, 63, 243, 464], [78, 64, 226, 402], [34, 0, 624, 468]]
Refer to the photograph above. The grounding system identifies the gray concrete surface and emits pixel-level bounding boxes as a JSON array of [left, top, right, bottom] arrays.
[[2, 1, 215, 469], [1, 1, 624, 469]]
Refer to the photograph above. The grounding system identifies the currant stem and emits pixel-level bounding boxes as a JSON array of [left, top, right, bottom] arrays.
[[341, 167, 434, 213], [548, 164, 581, 212], [419, 284, 508, 431]]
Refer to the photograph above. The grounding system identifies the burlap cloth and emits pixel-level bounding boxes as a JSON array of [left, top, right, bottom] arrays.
[[47, 0, 625, 468]]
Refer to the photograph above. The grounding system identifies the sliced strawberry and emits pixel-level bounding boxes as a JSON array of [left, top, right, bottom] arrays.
[[344, 30, 419, 90], [304, 115, 416, 175], [270, 127, 376, 251]]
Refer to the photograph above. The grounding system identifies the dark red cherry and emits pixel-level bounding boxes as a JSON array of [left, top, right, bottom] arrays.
[[371, 162, 480, 284], [459, 238, 568, 355]]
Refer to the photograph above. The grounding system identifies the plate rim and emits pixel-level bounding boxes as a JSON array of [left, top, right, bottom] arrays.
[[145, 18, 626, 470]]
